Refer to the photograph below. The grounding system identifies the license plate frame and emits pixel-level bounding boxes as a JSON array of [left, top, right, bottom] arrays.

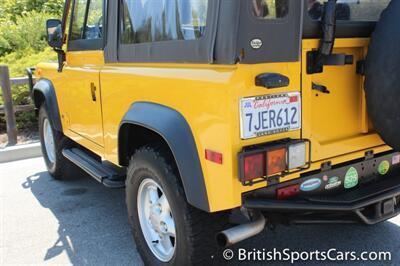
[[240, 92, 302, 139]]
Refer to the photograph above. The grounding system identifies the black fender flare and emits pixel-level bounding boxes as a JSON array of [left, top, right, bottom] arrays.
[[119, 102, 210, 211], [32, 79, 63, 132]]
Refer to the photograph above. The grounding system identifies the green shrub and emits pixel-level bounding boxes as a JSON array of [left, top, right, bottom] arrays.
[[0, 47, 56, 77], [0, 0, 63, 134], [0, 11, 55, 56], [0, 0, 63, 22], [0, 48, 57, 131], [0, 48, 57, 104]]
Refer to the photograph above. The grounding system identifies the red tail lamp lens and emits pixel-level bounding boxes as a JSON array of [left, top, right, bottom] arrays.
[[277, 184, 300, 200], [267, 147, 287, 176], [243, 153, 265, 181]]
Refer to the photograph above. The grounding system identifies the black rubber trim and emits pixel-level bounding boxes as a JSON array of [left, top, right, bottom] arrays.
[[25, 67, 35, 95], [32, 79, 63, 132], [68, 39, 104, 51], [118, 102, 210, 212]]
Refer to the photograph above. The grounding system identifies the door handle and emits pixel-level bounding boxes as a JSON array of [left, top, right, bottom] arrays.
[[255, 73, 290, 89], [312, 83, 330, 94], [90, 82, 97, 101]]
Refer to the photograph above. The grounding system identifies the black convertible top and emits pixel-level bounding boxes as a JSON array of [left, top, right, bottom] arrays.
[[104, 0, 303, 65], [103, 0, 378, 65]]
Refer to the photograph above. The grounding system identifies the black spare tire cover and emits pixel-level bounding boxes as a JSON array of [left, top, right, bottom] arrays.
[[365, 0, 400, 150]]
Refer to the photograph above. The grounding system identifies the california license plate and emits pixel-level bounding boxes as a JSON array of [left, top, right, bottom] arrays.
[[240, 92, 301, 139]]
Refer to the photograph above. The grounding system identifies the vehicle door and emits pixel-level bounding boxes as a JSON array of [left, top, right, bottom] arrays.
[[64, 0, 105, 147], [301, 0, 391, 162]]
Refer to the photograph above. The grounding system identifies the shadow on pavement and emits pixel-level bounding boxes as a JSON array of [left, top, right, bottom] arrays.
[[21, 168, 143, 266], [20, 168, 400, 266]]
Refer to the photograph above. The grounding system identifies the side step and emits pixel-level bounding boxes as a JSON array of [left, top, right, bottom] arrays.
[[62, 148, 125, 188]]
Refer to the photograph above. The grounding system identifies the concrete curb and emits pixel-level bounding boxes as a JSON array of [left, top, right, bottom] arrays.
[[0, 142, 42, 163]]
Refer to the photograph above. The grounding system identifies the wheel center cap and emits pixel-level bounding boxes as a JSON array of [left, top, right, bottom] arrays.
[[149, 206, 163, 232]]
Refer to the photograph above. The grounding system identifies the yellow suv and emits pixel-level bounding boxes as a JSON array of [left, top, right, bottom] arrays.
[[33, 0, 400, 264]]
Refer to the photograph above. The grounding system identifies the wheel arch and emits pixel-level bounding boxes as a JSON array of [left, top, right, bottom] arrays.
[[118, 102, 210, 212], [32, 79, 63, 132]]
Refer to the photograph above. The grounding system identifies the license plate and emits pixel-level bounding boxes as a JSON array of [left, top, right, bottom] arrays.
[[240, 92, 301, 139]]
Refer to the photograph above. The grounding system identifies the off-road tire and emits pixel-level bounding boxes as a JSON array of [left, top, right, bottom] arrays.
[[126, 145, 229, 265], [365, 1, 400, 150], [38, 104, 71, 179]]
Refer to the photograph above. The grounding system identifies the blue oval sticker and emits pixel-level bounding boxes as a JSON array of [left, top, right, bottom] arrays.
[[300, 178, 322, 192]]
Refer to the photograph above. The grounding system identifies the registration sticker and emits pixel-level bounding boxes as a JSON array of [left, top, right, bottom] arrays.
[[240, 92, 301, 139], [392, 154, 400, 165]]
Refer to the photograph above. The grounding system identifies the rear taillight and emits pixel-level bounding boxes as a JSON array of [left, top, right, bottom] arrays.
[[239, 140, 309, 184], [243, 153, 265, 181]]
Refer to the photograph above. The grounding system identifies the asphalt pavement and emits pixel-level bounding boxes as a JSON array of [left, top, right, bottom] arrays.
[[1, 157, 399, 265]]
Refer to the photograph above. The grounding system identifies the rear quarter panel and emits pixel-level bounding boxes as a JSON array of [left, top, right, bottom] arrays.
[[100, 62, 302, 211]]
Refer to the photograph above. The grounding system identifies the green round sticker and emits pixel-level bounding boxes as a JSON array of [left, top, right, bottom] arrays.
[[344, 167, 359, 189], [378, 160, 390, 175]]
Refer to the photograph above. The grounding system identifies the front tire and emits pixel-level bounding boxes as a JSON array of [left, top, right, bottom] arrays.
[[38, 105, 70, 179], [126, 145, 228, 265]]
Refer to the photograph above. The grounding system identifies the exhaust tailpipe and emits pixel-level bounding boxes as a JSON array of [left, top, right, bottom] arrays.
[[216, 214, 266, 247]]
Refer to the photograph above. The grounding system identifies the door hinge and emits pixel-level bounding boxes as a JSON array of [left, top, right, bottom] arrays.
[[307, 51, 354, 75], [356, 60, 366, 76]]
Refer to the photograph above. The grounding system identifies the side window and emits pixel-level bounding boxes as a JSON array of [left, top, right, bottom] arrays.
[[86, 0, 104, 39], [308, 0, 390, 21], [70, 0, 103, 41], [252, 0, 289, 19], [120, 0, 209, 44], [70, 0, 86, 40]]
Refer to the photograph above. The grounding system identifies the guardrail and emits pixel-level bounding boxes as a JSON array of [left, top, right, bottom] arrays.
[[0, 65, 35, 146]]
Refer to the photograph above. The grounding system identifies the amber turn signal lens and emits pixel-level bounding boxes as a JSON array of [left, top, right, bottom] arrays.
[[267, 147, 287, 176]]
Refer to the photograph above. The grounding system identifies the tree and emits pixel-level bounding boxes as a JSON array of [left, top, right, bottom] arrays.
[[0, 0, 64, 22]]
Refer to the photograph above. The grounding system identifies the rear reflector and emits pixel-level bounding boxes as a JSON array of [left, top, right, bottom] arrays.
[[277, 184, 300, 200], [205, 149, 223, 164], [267, 147, 287, 176], [243, 153, 265, 181]]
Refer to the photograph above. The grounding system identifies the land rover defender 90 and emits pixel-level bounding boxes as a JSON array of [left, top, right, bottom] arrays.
[[32, 0, 400, 264]]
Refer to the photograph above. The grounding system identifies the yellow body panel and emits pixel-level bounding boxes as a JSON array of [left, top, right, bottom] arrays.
[[40, 52, 106, 156], [37, 38, 391, 212], [302, 38, 385, 161]]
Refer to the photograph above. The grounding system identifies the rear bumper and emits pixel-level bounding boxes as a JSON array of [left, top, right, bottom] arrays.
[[243, 155, 400, 225]]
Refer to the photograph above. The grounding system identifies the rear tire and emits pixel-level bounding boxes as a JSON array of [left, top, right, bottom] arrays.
[[126, 145, 229, 265], [38, 105, 71, 179]]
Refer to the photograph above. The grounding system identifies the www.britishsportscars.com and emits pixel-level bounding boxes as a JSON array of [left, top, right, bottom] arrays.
[[222, 248, 392, 263]]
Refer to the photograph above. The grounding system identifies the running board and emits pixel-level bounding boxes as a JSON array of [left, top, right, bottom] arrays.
[[62, 148, 125, 188]]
